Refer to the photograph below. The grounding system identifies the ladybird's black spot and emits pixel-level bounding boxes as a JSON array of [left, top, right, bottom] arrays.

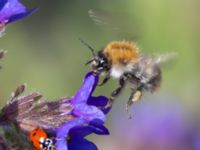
[[32, 132, 37, 137]]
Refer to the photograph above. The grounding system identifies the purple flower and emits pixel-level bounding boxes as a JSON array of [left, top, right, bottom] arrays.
[[0, 0, 36, 26], [56, 72, 110, 150], [104, 98, 199, 150]]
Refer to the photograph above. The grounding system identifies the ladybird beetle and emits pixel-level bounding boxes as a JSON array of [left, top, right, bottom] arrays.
[[29, 128, 53, 150]]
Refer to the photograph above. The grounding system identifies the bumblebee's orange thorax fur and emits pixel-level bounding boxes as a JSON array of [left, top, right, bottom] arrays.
[[103, 41, 140, 65]]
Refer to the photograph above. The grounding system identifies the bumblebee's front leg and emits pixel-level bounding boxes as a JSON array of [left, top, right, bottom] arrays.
[[126, 89, 142, 112], [105, 77, 126, 108], [98, 72, 110, 86], [93, 67, 104, 76]]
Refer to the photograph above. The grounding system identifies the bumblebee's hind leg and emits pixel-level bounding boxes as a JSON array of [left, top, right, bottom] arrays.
[[105, 76, 126, 108], [126, 89, 142, 113]]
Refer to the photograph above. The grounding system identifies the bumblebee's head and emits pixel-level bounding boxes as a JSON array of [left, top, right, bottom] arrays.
[[79, 38, 110, 74], [86, 51, 109, 74]]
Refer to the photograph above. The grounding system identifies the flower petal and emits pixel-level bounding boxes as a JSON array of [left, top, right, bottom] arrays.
[[7, 8, 37, 24], [72, 72, 98, 104], [88, 96, 111, 114], [88, 96, 108, 107], [0, 0, 36, 24], [68, 138, 98, 150], [89, 119, 109, 135], [73, 103, 106, 122], [69, 119, 109, 138], [0, 0, 7, 10], [56, 118, 86, 150], [0, 0, 26, 22], [69, 126, 94, 139]]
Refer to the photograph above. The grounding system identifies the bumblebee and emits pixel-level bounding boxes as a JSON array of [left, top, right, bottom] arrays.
[[80, 39, 174, 110]]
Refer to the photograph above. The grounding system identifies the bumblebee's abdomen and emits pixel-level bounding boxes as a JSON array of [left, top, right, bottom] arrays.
[[141, 66, 161, 92], [133, 58, 162, 92], [103, 41, 139, 65]]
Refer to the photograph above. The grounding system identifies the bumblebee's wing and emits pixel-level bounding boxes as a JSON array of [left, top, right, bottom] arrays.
[[154, 52, 178, 65], [88, 9, 140, 40], [88, 9, 114, 28]]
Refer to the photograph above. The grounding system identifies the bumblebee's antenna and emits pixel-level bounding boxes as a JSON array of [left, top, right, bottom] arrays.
[[79, 38, 96, 56]]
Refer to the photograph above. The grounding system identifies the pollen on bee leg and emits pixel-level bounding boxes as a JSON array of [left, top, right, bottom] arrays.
[[132, 90, 142, 102], [126, 90, 142, 112]]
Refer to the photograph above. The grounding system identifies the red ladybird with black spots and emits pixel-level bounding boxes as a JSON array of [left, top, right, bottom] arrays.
[[29, 128, 54, 150]]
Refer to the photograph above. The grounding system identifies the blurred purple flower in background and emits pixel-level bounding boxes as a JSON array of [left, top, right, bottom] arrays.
[[0, 0, 36, 31], [98, 97, 199, 150], [0, 72, 110, 149]]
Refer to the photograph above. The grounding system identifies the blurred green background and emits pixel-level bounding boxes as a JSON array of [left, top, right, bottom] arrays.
[[1, 0, 200, 149]]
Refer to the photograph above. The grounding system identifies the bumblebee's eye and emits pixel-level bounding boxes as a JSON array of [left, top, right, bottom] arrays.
[[99, 57, 107, 66], [99, 59, 104, 64]]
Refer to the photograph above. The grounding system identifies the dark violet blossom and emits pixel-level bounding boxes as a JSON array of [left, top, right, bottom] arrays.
[[0, 0, 36, 28], [0, 72, 110, 150]]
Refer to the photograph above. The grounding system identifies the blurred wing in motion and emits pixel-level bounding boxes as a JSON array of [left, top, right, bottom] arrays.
[[154, 52, 178, 65], [88, 9, 140, 40], [88, 9, 113, 27]]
